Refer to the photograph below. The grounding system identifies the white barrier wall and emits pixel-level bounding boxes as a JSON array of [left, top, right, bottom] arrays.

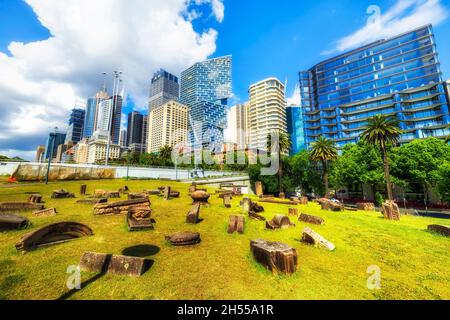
[[0, 162, 241, 180]]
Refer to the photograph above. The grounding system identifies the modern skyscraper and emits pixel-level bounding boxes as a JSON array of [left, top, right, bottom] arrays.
[[93, 95, 122, 145], [300, 25, 450, 149], [127, 111, 144, 146], [225, 103, 249, 150], [119, 129, 127, 147], [149, 69, 179, 112], [180, 55, 232, 151], [44, 132, 66, 160], [446, 79, 450, 106], [92, 89, 110, 133], [148, 100, 188, 153], [141, 115, 148, 152], [248, 78, 288, 151], [110, 95, 123, 145], [286, 105, 306, 155], [83, 97, 97, 139], [65, 108, 85, 144]]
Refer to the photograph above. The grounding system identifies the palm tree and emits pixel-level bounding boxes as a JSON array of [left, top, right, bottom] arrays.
[[310, 136, 338, 196], [267, 130, 292, 195], [159, 145, 173, 166], [360, 115, 403, 201]]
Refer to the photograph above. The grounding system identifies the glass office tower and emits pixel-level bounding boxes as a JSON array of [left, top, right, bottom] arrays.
[[83, 98, 97, 139], [149, 69, 180, 112], [300, 25, 450, 149], [65, 108, 85, 144], [180, 55, 232, 151], [286, 105, 306, 155]]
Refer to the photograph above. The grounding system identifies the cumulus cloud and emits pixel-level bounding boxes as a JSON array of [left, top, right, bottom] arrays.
[[193, 0, 225, 23], [323, 0, 448, 55], [0, 0, 224, 159]]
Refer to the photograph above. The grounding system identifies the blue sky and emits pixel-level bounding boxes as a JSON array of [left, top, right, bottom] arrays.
[[0, 0, 449, 159]]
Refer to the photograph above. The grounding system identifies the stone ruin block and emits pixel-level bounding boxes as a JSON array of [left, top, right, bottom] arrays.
[[80, 252, 150, 277], [165, 232, 201, 246], [33, 208, 57, 217], [356, 202, 375, 211], [28, 194, 42, 204], [299, 197, 309, 205], [16, 222, 93, 252], [76, 198, 107, 205], [299, 213, 324, 225], [381, 201, 401, 221], [163, 186, 171, 200], [279, 192, 286, 200], [94, 190, 120, 199], [301, 227, 335, 251], [118, 186, 129, 194], [128, 193, 148, 200], [94, 198, 150, 216], [250, 239, 297, 275], [191, 191, 210, 206], [223, 195, 232, 208], [255, 181, 263, 197], [321, 199, 344, 212], [186, 203, 201, 224], [51, 189, 75, 199], [428, 225, 450, 237], [288, 208, 299, 216], [0, 202, 44, 212], [227, 215, 245, 234], [0, 214, 30, 231], [127, 207, 154, 231], [266, 215, 295, 230]]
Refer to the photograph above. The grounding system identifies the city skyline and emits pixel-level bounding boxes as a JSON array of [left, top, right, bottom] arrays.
[[1, 0, 450, 159]]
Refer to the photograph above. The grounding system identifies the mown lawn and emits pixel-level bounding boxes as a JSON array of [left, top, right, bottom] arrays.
[[0, 179, 449, 300]]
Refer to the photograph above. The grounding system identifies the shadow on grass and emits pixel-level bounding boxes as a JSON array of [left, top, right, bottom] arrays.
[[122, 244, 160, 257]]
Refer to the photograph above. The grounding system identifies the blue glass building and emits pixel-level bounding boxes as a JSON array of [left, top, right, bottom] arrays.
[[65, 108, 85, 144], [44, 132, 66, 160], [83, 97, 97, 138], [180, 55, 232, 151], [300, 25, 450, 149], [286, 105, 306, 155]]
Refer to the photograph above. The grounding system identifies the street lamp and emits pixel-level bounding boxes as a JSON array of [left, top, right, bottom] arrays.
[[105, 70, 123, 166], [45, 126, 59, 185]]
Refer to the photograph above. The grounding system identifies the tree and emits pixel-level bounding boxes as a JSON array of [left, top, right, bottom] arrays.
[[330, 142, 385, 198], [266, 130, 292, 194], [437, 162, 450, 203], [289, 150, 324, 196], [309, 136, 338, 196], [158, 145, 173, 167], [360, 115, 402, 201], [391, 138, 450, 206]]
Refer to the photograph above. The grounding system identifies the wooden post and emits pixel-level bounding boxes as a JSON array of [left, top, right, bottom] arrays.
[[255, 181, 263, 197], [164, 186, 171, 200], [223, 195, 231, 208], [80, 184, 87, 195]]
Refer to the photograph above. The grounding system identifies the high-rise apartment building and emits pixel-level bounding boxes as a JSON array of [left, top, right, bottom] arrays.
[[180, 55, 232, 151], [248, 78, 288, 151], [225, 103, 249, 150], [92, 89, 110, 133], [127, 111, 144, 146], [149, 69, 179, 112], [148, 100, 188, 153], [44, 132, 66, 160], [286, 105, 306, 155], [300, 25, 450, 149], [65, 108, 85, 144]]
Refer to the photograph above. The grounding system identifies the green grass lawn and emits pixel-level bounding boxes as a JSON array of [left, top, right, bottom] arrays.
[[0, 179, 449, 300]]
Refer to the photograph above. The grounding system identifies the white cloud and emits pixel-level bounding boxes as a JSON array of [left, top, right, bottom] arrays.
[[287, 83, 301, 106], [193, 0, 225, 23], [0, 0, 224, 159], [323, 0, 448, 55]]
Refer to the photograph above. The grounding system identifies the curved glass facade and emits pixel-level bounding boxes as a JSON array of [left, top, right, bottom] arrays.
[[300, 25, 450, 148]]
